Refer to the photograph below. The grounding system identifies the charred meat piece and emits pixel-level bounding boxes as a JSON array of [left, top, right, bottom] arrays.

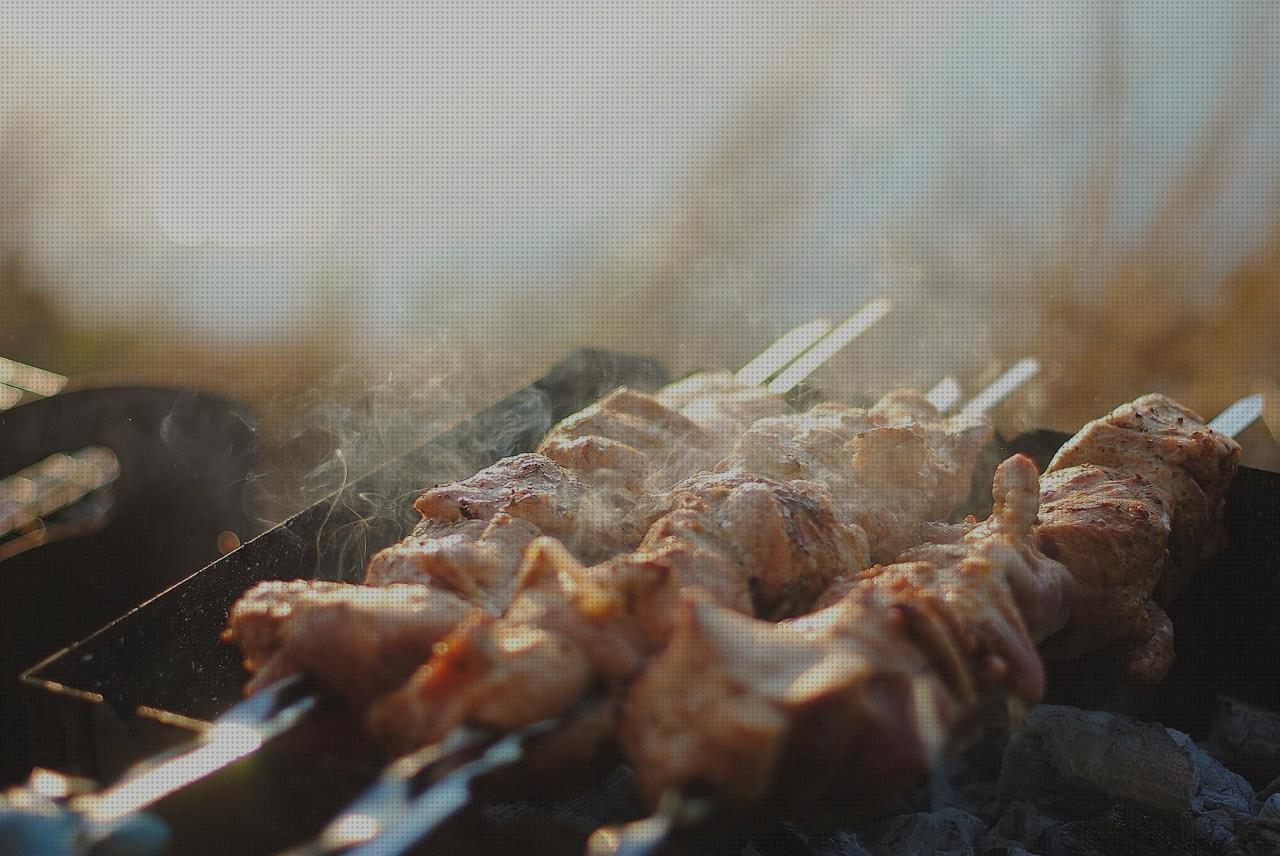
[[643, 471, 870, 619], [1034, 465, 1177, 682], [413, 452, 636, 561], [223, 581, 471, 708], [363, 514, 541, 613], [1047, 393, 1241, 601], [537, 387, 722, 492], [624, 456, 1071, 812], [366, 474, 870, 750]]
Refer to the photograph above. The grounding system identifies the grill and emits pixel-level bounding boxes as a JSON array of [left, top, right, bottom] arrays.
[[14, 348, 1280, 856]]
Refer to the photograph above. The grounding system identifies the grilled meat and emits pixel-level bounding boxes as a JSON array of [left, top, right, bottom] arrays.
[[623, 455, 1069, 811], [364, 514, 541, 613], [1033, 466, 1175, 681], [223, 581, 471, 707], [366, 472, 869, 750], [1047, 393, 1240, 602], [230, 379, 793, 702], [1038, 394, 1241, 683], [721, 395, 993, 562]]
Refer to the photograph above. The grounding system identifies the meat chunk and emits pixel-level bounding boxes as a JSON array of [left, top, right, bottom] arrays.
[[366, 474, 870, 751], [413, 452, 637, 561], [538, 387, 723, 492], [654, 370, 791, 452], [643, 471, 870, 619], [1048, 393, 1240, 600], [1034, 465, 1177, 680], [722, 395, 993, 562], [363, 514, 540, 613], [623, 456, 1070, 811], [222, 581, 471, 708]]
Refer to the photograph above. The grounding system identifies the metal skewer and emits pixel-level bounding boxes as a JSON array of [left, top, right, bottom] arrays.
[[765, 299, 893, 394], [957, 358, 1040, 418], [925, 377, 963, 415], [60, 675, 317, 846], [733, 319, 833, 387], [0, 355, 68, 411]]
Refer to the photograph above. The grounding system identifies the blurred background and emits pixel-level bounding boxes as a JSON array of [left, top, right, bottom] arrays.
[[3, 0, 1280, 521]]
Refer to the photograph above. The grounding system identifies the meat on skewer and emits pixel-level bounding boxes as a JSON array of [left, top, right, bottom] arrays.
[[1035, 394, 1240, 684], [621, 455, 1070, 813], [365, 470, 871, 752], [621, 395, 1242, 813], [353, 384, 1014, 752], [719, 392, 994, 562], [228, 385, 989, 713], [327, 389, 994, 741]]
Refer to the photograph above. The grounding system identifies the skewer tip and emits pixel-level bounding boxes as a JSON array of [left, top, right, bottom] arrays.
[[1207, 393, 1265, 438]]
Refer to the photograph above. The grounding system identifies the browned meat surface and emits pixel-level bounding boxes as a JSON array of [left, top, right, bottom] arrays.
[[620, 590, 955, 812], [721, 395, 993, 562], [366, 474, 870, 750], [1047, 393, 1240, 601], [643, 471, 870, 619], [363, 514, 541, 613], [623, 456, 1071, 810], [537, 387, 725, 492], [412, 452, 635, 561], [1034, 465, 1176, 680], [222, 581, 471, 708]]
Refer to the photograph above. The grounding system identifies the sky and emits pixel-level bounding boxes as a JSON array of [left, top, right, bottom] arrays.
[[2, 1, 1278, 340]]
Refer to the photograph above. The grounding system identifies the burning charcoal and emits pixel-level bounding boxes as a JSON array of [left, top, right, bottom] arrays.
[[1206, 696, 1280, 786], [863, 807, 986, 856], [1227, 816, 1280, 856], [998, 705, 1255, 850], [1042, 804, 1213, 856], [985, 801, 1061, 850], [809, 831, 873, 856]]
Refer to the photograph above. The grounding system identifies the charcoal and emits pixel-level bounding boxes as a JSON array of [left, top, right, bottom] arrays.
[[1042, 804, 1213, 856], [864, 807, 986, 856], [987, 801, 1060, 848], [998, 705, 1254, 849], [1260, 793, 1280, 822], [1226, 817, 1280, 856], [1206, 697, 1280, 787], [808, 831, 872, 856]]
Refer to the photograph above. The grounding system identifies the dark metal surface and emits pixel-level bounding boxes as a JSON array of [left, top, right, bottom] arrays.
[[1, 387, 259, 785]]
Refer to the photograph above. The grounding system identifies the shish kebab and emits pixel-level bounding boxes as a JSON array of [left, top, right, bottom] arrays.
[[257, 366, 1034, 856], [58, 304, 890, 836], [289, 387, 1247, 856], [586, 393, 1249, 856]]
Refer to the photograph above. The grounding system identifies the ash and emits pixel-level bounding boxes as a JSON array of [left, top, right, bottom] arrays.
[[481, 705, 1280, 856]]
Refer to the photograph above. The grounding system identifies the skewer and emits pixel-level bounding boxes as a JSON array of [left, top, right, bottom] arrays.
[[0, 355, 68, 410], [765, 299, 893, 394], [285, 700, 593, 856], [925, 377, 962, 415], [957, 358, 1040, 418], [582, 390, 1264, 856], [36, 308, 886, 843], [733, 319, 832, 386], [65, 675, 317, 845]]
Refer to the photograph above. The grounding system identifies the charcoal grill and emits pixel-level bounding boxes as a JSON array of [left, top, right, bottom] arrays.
[[17, 350, 1280, 855]]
